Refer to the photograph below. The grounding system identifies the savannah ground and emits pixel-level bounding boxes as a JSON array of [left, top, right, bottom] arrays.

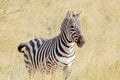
[[0, 0, 120, 80]]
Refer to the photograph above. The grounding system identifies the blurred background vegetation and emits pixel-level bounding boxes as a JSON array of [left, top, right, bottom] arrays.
[[0, 0, 120, 80]]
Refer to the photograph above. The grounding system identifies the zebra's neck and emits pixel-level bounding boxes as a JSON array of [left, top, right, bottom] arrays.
[[57, 31, 75, 54]]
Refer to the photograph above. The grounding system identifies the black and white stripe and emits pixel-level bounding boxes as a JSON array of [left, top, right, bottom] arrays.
[[18, 11, 85, 80]]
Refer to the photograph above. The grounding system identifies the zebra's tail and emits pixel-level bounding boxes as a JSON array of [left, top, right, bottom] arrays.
[[18, 43, 27, 53]]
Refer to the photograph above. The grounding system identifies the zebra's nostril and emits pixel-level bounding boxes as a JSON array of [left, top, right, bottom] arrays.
[[80, 39, 85, 45]]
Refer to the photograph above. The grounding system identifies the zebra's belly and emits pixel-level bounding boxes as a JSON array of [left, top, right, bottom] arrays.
[[37, 61, 60, 74], [36, 57, 74, 74]]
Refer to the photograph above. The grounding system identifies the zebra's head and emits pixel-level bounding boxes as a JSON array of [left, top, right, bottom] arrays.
[[61, 11, 85, 47]]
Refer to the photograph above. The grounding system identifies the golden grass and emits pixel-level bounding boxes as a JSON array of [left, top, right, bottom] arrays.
[[0, 0, 120, 80]]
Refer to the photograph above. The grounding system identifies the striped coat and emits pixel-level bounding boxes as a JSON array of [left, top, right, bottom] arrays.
[[18, 11, 85, 80]]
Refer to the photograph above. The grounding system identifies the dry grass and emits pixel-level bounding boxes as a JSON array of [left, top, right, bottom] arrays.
[[0, 0, 120, 80]]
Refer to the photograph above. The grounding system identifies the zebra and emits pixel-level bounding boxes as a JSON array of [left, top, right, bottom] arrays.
[[18, 11, 85, 80]]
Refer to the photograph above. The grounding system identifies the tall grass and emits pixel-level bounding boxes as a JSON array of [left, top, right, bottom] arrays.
[[0, 0, 120, 80]]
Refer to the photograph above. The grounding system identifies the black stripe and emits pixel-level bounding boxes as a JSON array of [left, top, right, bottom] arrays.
[[29, 40, 37, 69], [58, 39, 68, 54], [24, 60, 30, 65], [26, 65, 30, 68], [71, 32, 76, 37], [63, 31, 72, 43], [34, 38, 40, 48], [24, 53, 29, 60], [54, 38, 64, 57], [70, 28, 76, 31], [56, 42, 63, 57], [29, 40, 36, 54], [26, 46, 33, 66], [61, 32, 68, 44], [60, 36, 70, 48]]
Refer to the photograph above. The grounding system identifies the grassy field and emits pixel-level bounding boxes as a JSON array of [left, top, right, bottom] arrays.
[[0, 0, 120, 80]]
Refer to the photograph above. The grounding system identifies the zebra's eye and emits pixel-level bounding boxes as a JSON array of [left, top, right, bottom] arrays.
[[70, 26, 74, 28]]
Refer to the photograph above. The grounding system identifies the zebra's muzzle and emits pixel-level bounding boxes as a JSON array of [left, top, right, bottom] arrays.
[[77, 35, 85, 47]]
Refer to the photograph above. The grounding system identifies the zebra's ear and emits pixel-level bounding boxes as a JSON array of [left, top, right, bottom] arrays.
[[66, 11, 73, 18], [75, 11, 83, 18]]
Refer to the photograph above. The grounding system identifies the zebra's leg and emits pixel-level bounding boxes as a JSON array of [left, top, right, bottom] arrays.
[[51, 73, 56, 80], [27, 67, 36, 79], [28, 67, 32, 77], [24, 60, 35, 78], [24, 62, 32, 77], [63, 66, 72, 80], [50, 65, 58, 80], [50, 70, 56, 80]]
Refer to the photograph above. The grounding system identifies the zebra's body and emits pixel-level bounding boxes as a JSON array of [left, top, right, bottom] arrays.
[[18, 11, 85, 80]]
